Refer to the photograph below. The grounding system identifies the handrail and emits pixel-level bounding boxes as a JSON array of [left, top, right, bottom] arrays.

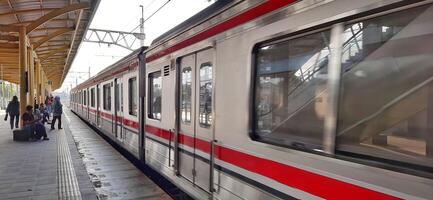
[[338, 75, 433, 136]]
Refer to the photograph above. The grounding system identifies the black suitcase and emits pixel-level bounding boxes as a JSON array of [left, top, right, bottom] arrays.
[[13, 129, 30, 141]]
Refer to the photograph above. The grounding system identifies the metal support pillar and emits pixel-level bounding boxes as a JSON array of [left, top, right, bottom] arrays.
[[140, 5, 145, 47], [19, 26, 27, 123]]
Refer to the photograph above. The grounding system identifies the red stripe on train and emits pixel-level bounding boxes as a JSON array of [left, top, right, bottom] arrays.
[[145, 0, 297, 62], [145, 125, 399, 200], [215, 146, 399, 200], [89, 110, 139, 131]]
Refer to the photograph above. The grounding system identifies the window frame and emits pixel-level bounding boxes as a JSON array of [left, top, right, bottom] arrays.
[[198, 62, 213, 128], [250, 27, 332, 152], [90, 88, 95, 107], [103, 83, 112, 111], [128, 77, 138, 116], [248, 2, 433, 177], [180, 67, 192, 123], [148, 71, 162, 120], [83, 90, 87, 106]]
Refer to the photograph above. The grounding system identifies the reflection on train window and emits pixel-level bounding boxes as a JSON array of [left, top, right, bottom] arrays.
[[83, 90, 87, 106], [103, 83, 111, 111], [336, 4, 433, 168], [91, 88, 95, 107], [253, 30, 331, 151], [129, 77, 138, 116], [199, 62, 212, 127], [148, 71, 162, 120], [181, 67, 192, 123]]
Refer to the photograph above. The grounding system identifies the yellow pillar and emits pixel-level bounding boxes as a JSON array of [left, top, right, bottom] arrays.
[[19, 26, 27, 123], [41, 70, 47, 100], [28, 46, 35, 106], [35, 60, 41, 104]]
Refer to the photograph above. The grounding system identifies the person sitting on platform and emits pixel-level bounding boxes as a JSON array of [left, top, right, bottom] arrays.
[[33, 104, 42, 122], [22, 105, 49, 141]]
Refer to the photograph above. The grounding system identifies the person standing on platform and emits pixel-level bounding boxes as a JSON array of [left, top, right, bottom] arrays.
[[51, 96, 63, 130], [45, 96, 52, 119], [5, 96, 20, 130], [40, 103, 49, 125]]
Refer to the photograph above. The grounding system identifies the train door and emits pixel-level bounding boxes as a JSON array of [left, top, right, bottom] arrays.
[[178, 48, 214, 192], [114, 78, 124, 141]]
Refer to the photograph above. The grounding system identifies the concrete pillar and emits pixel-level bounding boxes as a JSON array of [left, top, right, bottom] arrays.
[[19, 26, 27, 123]]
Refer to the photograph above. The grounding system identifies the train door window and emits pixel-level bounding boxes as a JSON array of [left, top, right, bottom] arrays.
[[198, 63, 212, 127], [181, 67, 192, 122], [128, 77, 137, 116], [103, 83, 111, 111], [83, 90, 87, 106], [148, 71, 162, 120], [336, 4, 433, 168], [120, 83, 123, 111], [115, 81, 120, 112], [91, 88, 95, 107], [252, 29, 331, 151]]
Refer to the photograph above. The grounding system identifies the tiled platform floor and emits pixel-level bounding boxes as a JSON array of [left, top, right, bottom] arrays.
[[0, 108, 171, 200]]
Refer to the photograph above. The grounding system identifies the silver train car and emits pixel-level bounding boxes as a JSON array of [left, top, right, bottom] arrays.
[[71, 0, 433, 199]]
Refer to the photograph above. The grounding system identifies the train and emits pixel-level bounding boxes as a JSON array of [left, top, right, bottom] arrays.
[[70, 0, 433, 199]]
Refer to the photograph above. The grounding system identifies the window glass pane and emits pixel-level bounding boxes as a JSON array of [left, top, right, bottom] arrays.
[[120, 83, 123, 111], [149, 72, 162, 120], [115, 83, 120, 111], [91, 88, 95, 107], [253, 30, 331, 150], [129, 77, 138, 116], [181, 67, 192, 123], [199, 63, 212, 127], [103, 84, 111, 111], [84, 90, 87, 105], [337, 5, 433, 168]]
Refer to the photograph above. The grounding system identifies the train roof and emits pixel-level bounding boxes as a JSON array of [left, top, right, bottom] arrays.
[[72, 47, 146, 91], [150, 0, 236, 47]]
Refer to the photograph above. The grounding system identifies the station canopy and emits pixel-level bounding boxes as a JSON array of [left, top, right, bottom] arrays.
[[0, 0, 99, 89]]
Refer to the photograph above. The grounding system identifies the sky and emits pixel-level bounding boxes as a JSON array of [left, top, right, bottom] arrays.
[[59, 0, 215, 93]]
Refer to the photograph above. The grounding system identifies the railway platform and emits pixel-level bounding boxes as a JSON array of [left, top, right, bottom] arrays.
[[0, 109, 171, 200]]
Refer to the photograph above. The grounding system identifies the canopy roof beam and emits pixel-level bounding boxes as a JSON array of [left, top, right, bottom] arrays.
[[33, 28, 74, 49], [26, 2, 90, 34]]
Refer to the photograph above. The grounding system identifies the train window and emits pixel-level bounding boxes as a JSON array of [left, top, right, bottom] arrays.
[[181, 67, 192, 123], [91, 88, 95, 107], [253, 29, 331, 151], [336, 4, 433, 168], [128, 77, 138, 116], [115, 83, 120, 112], [83, 90, 87, 106], [148, 71, 162, 120], [103, 83, 111, 111], [199, 62, 212, 127]]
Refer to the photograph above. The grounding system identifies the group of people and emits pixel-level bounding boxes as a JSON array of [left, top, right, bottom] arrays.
[[4, 95, 63, 141]]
